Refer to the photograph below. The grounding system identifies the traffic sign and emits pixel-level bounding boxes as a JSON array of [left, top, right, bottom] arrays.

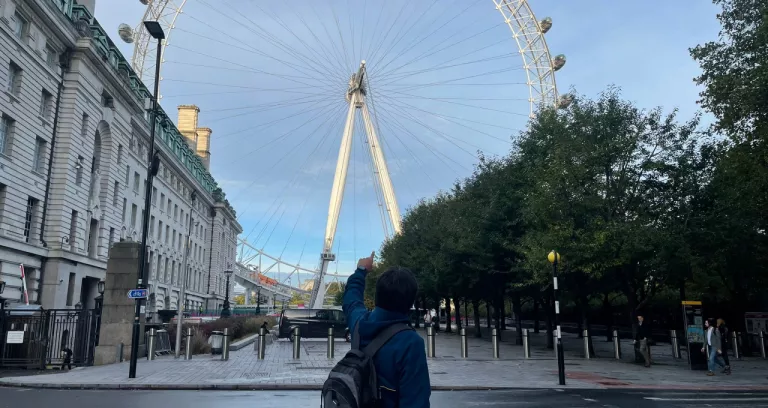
[[128, 289, 148, 299]]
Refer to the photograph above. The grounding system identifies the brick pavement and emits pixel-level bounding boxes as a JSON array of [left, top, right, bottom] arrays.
[[1, 329, 766, 391]]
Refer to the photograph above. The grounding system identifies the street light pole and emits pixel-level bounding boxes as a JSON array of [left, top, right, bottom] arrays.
[[548, 250, 566, 386], [175, 193, 197, 358], [129, 21, 165, 379], [221, 269, 233, 318]]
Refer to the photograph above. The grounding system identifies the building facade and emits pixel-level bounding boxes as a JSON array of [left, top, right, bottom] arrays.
[[0, 0, 241, 314]]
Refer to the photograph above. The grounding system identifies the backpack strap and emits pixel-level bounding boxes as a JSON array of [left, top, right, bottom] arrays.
[[352, 320, 362, 350], [363, 323, 413, 358]]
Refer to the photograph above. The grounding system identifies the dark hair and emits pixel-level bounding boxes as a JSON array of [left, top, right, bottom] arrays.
[[375, 267, 418, 314]]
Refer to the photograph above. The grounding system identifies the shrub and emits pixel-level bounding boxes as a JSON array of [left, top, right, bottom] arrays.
[[167, 315, 277, 353]]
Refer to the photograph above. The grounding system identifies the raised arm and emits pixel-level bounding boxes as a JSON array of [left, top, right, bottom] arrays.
[[342, 252, 375, 331]]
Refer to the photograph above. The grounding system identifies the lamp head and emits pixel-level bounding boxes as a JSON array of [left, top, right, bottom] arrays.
[[143, 21, 165, 40], [547, 250, 560, 264], [97, 280, 105, 295]]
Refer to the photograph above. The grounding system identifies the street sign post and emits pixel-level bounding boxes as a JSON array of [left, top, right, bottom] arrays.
[[128, 289, 148, 299]]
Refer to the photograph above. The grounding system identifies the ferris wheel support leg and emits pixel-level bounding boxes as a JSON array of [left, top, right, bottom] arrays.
[[310, 94, 358, 309], [361, 102, 402, 235]]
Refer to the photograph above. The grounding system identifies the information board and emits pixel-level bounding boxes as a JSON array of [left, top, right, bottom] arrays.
[[682, 300, 707, 370], [6, 331, 24, 344]]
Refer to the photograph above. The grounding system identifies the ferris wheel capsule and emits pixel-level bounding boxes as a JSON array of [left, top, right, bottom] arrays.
[[139, 0, 150, 5], [539, 17, 552, 34], [558, 93, 574, 109], [553, 54, 566, 71], [118, 23, 134, 43]]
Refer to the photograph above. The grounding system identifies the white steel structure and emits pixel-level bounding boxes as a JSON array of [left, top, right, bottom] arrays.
[[131, 0, 187, 87], [129, 0, 565, 307]]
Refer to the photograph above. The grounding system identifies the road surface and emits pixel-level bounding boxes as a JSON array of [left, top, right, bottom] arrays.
[[0, 388, 767, 407]]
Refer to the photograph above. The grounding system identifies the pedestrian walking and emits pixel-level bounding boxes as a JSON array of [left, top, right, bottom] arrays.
[[423, 311, 431, 332], [61, 348, 73, 370], [322, 251, 430, 407], [702, 318, 726, 376], [717, 318, 732, 375], [634, 314, 651, 367]]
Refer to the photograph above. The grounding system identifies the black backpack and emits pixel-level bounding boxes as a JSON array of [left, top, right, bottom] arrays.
[[321, 322, 412, 408]]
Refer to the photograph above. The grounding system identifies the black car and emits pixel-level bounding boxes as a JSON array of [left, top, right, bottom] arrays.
[[278, 308, 350, 342]]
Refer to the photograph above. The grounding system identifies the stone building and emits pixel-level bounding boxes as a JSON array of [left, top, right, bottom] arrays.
[[0, 0, 241, 314]]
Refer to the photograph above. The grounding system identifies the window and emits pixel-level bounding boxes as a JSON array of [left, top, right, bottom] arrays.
[[133, 172, 139, 193], [108, 227, 115, 248], [117, 144, 123, 164], [112, 182, 119, 206], [81, 114, 89, 139], [23, 197, 38, 243], [172, 229, 176, 248], [45, 45, 57, 68], [7, 62, 22, 96], [0, 115, 14, 155], [150, 216, 155, 236], [87, 219, 98, 256], [165, 225, 170, 244], [130, 204, 137, 228], [167, 199, 171, 214], [152, 187, 157, 205], [69, 210, 78, 249], [174, 205, 178, 222], [40, 90, 53, 120], [160, 193, 165, 210], [11, 12, 27, 40], [158, 221, 163, 240], [66, 273, 75, 306], [75, 156, 84, 185], [164, 258, 169, 282], [33, 137, 47, 173], [125, 165, 130, 184], [100, 91, 114, 108], [121, 198, 127, 222]]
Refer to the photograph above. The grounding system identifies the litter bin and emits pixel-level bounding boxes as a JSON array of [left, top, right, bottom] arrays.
[[209, 331, 224, 355]]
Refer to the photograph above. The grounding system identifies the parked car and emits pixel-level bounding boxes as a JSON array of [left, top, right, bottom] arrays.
[[278, 308, 350, 342]]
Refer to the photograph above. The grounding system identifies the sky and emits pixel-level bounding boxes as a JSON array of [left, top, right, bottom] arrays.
[[95, 0, 722, 287]]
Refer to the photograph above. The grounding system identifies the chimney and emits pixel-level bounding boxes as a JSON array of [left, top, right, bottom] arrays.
[[177, 105, 199, 151], [196, 127, 212, 170]]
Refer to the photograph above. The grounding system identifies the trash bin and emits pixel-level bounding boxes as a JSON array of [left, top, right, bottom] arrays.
[[209, 331, 224, 355]]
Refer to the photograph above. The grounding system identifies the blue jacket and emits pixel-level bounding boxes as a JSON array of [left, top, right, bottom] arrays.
[[342, 268, 431, 408]]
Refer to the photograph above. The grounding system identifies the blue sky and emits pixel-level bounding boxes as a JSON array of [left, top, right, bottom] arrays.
[[96, 0, 721, 286]]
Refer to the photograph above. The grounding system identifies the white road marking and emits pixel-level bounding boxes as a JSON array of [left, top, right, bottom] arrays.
[[645, 397, 768, 402], [583, 398, 598, 402]]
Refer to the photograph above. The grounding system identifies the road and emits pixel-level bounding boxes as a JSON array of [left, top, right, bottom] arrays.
[[1, 388, 767, 407]]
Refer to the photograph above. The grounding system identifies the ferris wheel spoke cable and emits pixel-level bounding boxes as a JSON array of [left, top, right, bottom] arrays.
[[379, 67, 527, 93], [294, 10, 353, 80], [378, 88, 529, 117], [205, 94, 339, 124], [329, 3, 353, 70], [249, 4, 344, 78], [202, 93, 336, 114], [369, 0, 441, 74], [186, 6, 343, 84], [363, 0, 418, 69], [370, 0, 481, 76], [374, 106, 470, 175], [233, 103, 347, 219], [374, 50, 518, 84], [383, 97, 519, 141]]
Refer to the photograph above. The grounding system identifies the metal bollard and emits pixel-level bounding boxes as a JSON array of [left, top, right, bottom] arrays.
[[760, 331, 766, 359], [185, 328, 193, 360], [670, 330, 681, 359], [257, 327, 266, 360], [292, 326, 301, 359], [327, 327, 335, 359], [221, 328, 230, 361], [491, 328, 500, 359], [522, 328, 531, 359], [582, 329, 591, 359], [732, 331, 740, 360], [613, 330, 621, 360], [147, 328, 157, 361], [426, 326, 435, 358], [460, 328, 468, 359]]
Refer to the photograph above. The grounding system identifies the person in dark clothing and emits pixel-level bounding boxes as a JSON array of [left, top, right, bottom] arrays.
[[634, 315, 651, 367], [61, 348, 73, 370], [717, 318, 732, 374], [343, 252, 431, 408]]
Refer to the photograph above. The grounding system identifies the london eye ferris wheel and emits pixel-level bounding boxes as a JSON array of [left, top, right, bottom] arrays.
[[123, 0, 569, 307]]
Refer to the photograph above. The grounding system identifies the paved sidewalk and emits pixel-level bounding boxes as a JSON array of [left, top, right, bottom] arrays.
[[1, 329, 766, 391]]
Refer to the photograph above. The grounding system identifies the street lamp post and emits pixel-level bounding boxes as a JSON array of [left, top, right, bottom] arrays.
[[548, 250, 566, 386], [175, 192, 196, 358], [95, 280, 105, 345], [221, 269, 233, 318], [129, 20, 165, 379]]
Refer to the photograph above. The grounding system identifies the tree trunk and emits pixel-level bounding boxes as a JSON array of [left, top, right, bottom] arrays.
[[464, 300, 469, 327], [486, 302, 492, 328], [454, 295, 462, 331], [473, 298, 482, 338], [602, 293, 612, 342], [546, 293, 554, 349], [444, 297, 452, 333], [513, 294, 523, 345], [500, 296, 507, 330], [533, 298, 540, 333]]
